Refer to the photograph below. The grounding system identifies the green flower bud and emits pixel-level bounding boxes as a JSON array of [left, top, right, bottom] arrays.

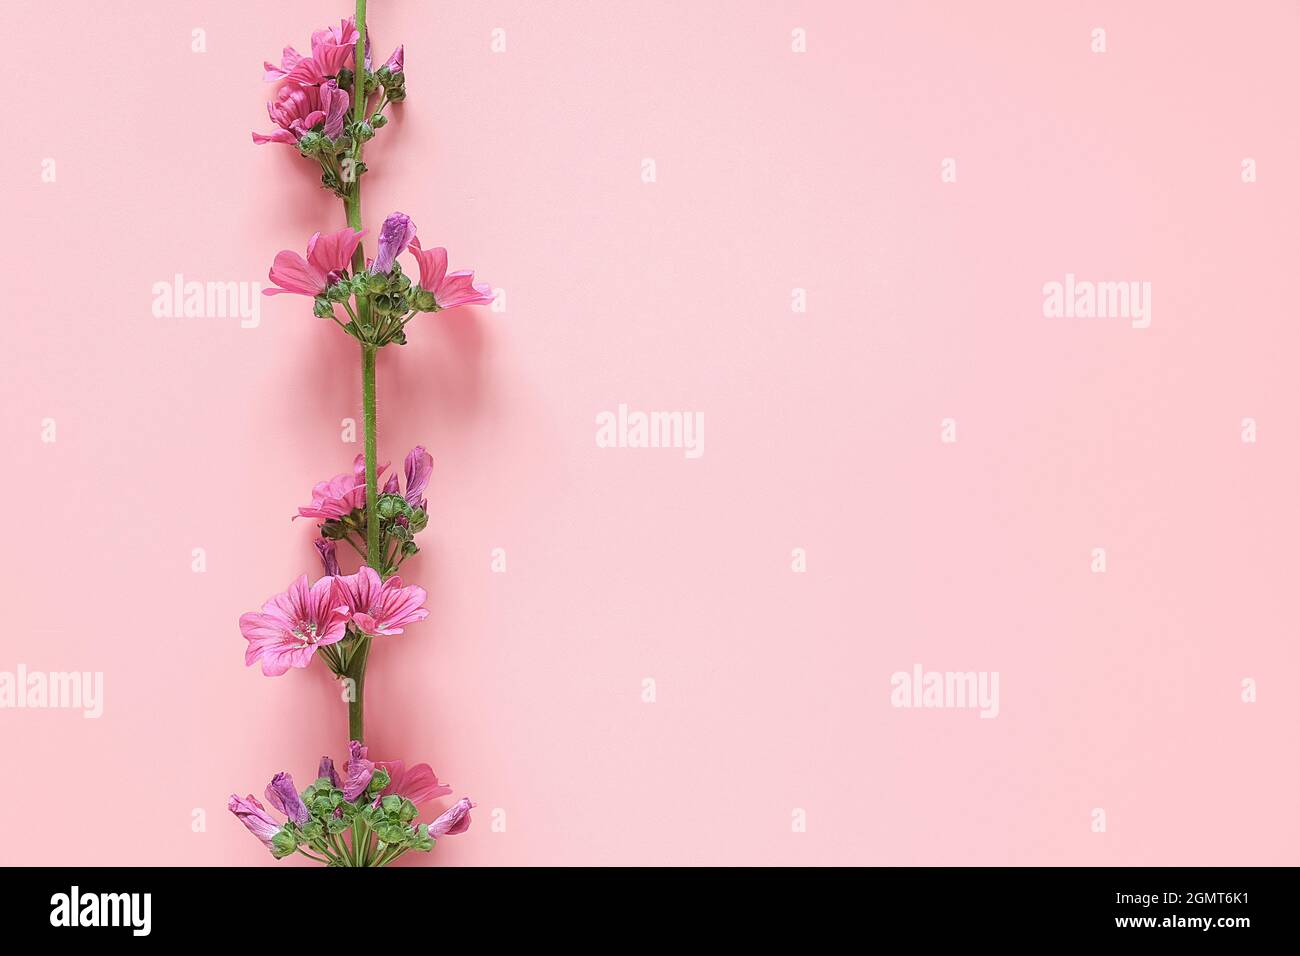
[[336, 68, 354, 90], [414, 289, 437, 311], [409, 509, 428, 533], [326, 280, 353, 302], [376, 494, 410, 520], [376, 66, 392, 84], [320, 519, 346, 540], [271, 828, 297, 859], [356, 122, 375, 142], [298, 131, 323, 155], [401, 540, 420, 557], [313, 296, 335, 318], [366, 272, 388, 293], [367, 768, 390, 794], [371, 113, 388, 129]]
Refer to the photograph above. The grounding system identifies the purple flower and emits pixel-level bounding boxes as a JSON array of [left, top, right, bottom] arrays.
[[401, 446, 433, 509], [315, 538, 340, 577], [429, 797, 475, 838], [228, 794, 282, 851], [383, 45, 404, 74], [382, 446, 433, 511], [372, 212, 416, 275], [265, 772, 310, 826], [343, 740, 375, 800], [318, 756, 342, 788]]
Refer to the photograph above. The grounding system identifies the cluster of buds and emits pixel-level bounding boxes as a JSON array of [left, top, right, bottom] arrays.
[[230, 743, 473, 867], [266, 211, 494, 348]]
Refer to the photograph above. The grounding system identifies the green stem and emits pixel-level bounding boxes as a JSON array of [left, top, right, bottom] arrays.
[[352, 817, 373, 866], [362, 346, 379, 565], [342, 0, 375, 749], [353, 0, 368, 125]]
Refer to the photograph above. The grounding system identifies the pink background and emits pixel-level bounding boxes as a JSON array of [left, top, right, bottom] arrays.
[[2, 0, 1298, 865]]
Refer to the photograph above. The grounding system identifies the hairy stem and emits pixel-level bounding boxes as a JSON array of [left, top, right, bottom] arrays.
[[344, 0, 373, 746]]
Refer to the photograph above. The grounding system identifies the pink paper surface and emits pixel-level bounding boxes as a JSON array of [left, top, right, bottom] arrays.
[[1, 0, 1297, 865]]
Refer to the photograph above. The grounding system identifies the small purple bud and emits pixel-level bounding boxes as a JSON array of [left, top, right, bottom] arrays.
[[318, 756, 341, 789], [371, 212, 415, 275], [265, 772, 310, 826], [402, 446, 433, 510], [315, 538, 340, 577], [343, 740, 375, 800], [429, 797, 475, 838]]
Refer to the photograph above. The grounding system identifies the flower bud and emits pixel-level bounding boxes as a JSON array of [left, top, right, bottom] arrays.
[[371, 113, 388, 129], [320, 519, 346, 540], [271, 828, 297, 859], [313, 296, 335, 318], [414, 289, 437, 311], [376, 494, 409, 520], [356, 122, 375, 142], [298, 130, 323, 155]]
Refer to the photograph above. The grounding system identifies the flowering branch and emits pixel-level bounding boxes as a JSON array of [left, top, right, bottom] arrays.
[[234, 1, 489, 865]]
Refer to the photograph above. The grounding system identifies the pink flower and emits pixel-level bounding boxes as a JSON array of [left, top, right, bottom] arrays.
[[382, 45, 404, 74], [252, 80, 350, 146], [381, 445, 433, 510], [264, 17, 358, 86], [343, 741, 375, 800], [409, 237, 495, 310], [296, 454, 389, 520], [239, 574, 350, 676], [229, 794, 282, 851], [264, 227, 366, 299], [376, 760, 452, 806], [335, 565, 429, 636], [429, 797, 475, 838]]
